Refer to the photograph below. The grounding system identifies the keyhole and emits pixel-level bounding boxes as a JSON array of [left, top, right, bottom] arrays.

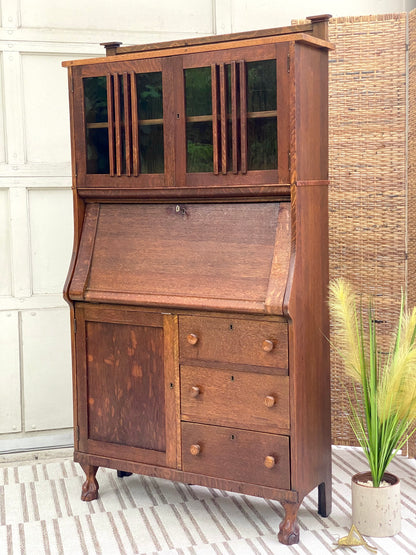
[[230, 434, 236, 440], [229, 324, 233, 330], [176, 113, 180, 119], [230, 375, 234, 381]]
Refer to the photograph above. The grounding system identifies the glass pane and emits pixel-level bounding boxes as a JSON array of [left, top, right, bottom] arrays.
[[186, 122, 213, 172], [247, 117, 277, 170], [84, 76, 108, 123], [247, 60, 277, 113], [139, 124, 164, 173], [136, 72, 163, 120], [185, 67, 212, 117], [86, 128, 109, 174]]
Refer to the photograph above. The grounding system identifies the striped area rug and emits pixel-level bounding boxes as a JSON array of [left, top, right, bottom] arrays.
[[0, 446, 415, 554]]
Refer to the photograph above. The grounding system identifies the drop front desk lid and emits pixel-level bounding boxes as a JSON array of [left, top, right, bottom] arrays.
[[69, 202, 291, 315]]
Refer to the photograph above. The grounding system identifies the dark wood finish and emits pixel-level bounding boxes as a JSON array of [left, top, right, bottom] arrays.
[[103, 24, 316, 57], [101, 41, 122, 56], [64, 18, 332, 546], [231, 61, 238, 174], [113, 72, 122, 177], [80, 464, 99, 501], [106, 74, 115, 176], [181, 365, 289, 433], [74, 449, 299, 503], [70, 202, 289, 313], [239, 61, 248, 174], [278, 501, 301, 545], [130, 71, 139, 176], [182, 422, 290, 489], [211, 64, 220, 175], [284, 183, 331, 504], [307, 14, 332, 41], [179, 315, 288, 369], [219, 63, 227, 175], [75, 305, 178, 467]]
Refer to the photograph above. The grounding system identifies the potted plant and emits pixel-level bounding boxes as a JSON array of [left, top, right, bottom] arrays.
[[329, 279, 416, 537]]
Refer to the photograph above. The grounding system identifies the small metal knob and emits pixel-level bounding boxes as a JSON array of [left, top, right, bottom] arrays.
[[262, 339, 274, 352], [264, 395, 276, 408], [191, 386, 201, 398], [190, 444, 201, 456], [187, 333, 199, 345], [264, 455, 276, 469]]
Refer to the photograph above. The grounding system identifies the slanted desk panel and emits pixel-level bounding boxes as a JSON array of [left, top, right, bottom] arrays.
[[69, 202, 291, 314]]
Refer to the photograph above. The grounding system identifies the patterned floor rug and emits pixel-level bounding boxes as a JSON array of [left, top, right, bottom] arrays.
[[0, 446, 415, 554]]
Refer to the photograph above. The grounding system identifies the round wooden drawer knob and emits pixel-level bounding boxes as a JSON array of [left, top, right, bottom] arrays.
[[191, 386, 201, 398], [264, 456, 276, 469], [262, 339, 274, 352], [190, 444, 201, 456], [187, 333, 199, 345], [264, 395, 276, 408]]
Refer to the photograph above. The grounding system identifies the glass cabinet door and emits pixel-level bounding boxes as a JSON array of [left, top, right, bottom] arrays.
[[78, 62, 167, 185], [73, 44, 289, 190], [183, 50, 281, 181]]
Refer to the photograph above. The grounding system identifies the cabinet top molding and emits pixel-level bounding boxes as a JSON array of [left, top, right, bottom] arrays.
[[62, 15, 333, 68]]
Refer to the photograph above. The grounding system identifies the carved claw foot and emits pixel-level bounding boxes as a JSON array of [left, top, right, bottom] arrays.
[[80, 464, 99, 501], [278, 501, 301, 545]]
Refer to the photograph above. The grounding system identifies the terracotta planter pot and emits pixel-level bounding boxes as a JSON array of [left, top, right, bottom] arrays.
[[351, 471, 401, 537]]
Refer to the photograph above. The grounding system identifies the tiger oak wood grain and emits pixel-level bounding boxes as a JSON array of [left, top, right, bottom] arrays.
[[64, 17, 332, 546]]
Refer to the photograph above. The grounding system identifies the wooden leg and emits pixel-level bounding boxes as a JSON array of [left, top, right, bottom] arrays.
[[318, 479, 332, 517], [278, 501, 301, 545], [117, 470, 132, 478], [80, 464, 99, 501]]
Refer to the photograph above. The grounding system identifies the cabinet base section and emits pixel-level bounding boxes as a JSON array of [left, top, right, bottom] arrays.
[[74, 451, 331, 545]]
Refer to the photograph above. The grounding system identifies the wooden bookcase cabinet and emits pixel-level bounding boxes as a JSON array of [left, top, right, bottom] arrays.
[[63, 15, 332, 545]]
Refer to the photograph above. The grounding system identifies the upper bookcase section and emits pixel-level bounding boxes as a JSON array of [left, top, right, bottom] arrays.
[[63, 15, 333, 200]]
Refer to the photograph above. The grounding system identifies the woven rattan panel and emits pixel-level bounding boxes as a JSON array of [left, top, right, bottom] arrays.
[[296, 15, 407, 446], [408, 10, 416, 458], [329, 14, 407, 446]]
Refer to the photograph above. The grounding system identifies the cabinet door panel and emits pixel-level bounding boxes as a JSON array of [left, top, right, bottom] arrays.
[[181, 43, 289, 185], [86, 320, 165, 451], [75, 307, 178, 467], [73, 59, 173, 188]]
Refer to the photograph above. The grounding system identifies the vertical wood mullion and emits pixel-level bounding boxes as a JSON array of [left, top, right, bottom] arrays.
[[211, 64, 219, 175], [123, 72, 131, 176], [231, 61, 238, 174], [130, 71, 139, 176], [219, 63, 227, 175], [239, 61, 248, 175], [113, 73, 122, 176], [106, 74, 115, 177]]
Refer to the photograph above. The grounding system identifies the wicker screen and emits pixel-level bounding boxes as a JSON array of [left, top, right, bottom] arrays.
[[295, 14, 408, 446], [408, 10, 416, 458], [329, 14, 407, 446]]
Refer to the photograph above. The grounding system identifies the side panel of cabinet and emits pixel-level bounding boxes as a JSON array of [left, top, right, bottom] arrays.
[[74, 305, 179, 468]]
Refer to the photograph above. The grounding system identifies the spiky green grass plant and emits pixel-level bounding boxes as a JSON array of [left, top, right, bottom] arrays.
[[329, 279, 416, 487]]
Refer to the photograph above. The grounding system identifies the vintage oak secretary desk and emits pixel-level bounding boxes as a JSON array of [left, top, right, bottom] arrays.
[[63, 14, 332, 545]]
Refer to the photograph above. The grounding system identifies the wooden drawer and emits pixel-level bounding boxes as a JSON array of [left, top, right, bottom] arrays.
[[181, 366, 289, 433], [179, 315, 288, 369], [182, 422, 290, 489]]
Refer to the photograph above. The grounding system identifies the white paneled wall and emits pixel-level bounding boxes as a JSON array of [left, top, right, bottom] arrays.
[[0, 0, 219, 454], [1, 0, 415, 452]]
